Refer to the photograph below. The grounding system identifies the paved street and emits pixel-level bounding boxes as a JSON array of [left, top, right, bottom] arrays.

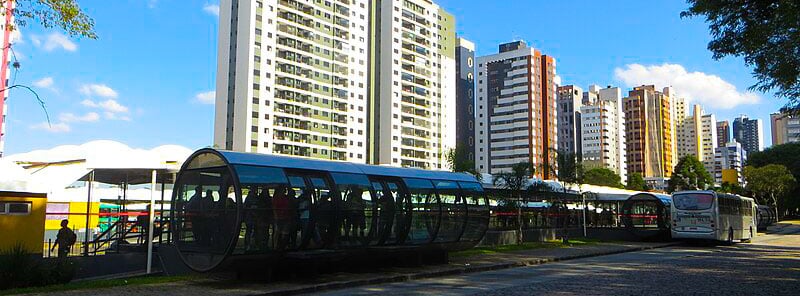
[[316, 224, 800, 296]]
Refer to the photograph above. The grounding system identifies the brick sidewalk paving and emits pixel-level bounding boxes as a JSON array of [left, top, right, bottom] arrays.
[[25, 241, 677, 296]]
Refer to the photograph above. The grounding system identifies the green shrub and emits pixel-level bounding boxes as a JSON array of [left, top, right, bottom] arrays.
[[0, 242, 75, 290]]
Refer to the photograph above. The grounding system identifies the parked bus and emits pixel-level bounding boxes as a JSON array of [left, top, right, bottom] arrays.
[[671, 190, 756, 243]]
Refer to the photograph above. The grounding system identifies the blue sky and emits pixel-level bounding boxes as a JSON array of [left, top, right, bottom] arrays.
[[3, 0, 783, 155]]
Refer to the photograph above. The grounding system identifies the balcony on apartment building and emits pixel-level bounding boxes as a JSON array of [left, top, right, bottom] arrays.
[[279, 0, 314, 15], [401, 73, 430, 88], [402, 84, 430, 97], [401, 105, 431, 118], [402, 42, 430, 56], [401, 116, 431, 129], [401, 127, 431, 139], [401, 95, 430, 107]]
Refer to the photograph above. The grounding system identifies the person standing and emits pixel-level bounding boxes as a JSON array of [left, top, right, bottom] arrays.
[[51, 219, 76, 258]]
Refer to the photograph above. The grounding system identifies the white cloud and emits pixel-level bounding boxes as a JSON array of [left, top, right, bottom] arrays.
[[33, 77, 54, 88], [32, 32, 77, 52], [203, 3, 220, 16], [195, 90, 215, 104], [148, 0, 158, 9], [79, 84, 118, 99], [59, 112, 100, 123], [30, 122, 71, 133], [103, 112, 131, 121], [614, 63, 760, 109], [82, 99, 129, 113], [554, 75, 562, 86]]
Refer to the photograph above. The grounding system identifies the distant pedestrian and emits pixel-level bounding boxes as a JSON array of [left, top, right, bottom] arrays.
[[51, 219, 77, 258]]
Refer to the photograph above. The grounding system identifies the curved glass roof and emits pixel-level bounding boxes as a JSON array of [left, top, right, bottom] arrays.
[[214, 149, 478, 183]]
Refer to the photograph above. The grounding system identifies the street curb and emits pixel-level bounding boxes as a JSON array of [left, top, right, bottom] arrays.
[[255, 242, 682, 296]]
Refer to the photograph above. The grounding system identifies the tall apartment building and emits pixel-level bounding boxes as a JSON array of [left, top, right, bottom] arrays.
[[214, 0, 371, 162], [623, 85, 674, 180], [717, 120, 730, 147], [580, 85, 626, 180], [372, 0, 456, 169], [733, 115, 764, 156], [714, 141, 746, 185], [771, 112, 800, 145], [700, 113, 717, 173], [676, 104, 701, 161], [582, 85, 599, 105], [475, 41, 558, 178], [557, 85, 583, 157], [665, 87, 683, 168], [213, 0, 456, 170], [455, 37, 475, 164]]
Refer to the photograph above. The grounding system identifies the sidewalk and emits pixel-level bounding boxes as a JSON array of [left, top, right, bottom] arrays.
[[23, 241, 678, 296]]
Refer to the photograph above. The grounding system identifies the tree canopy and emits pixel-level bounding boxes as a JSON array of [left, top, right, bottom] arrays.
[[445, 147, 481, 182], [747, 143, 800, 215], [492, 162, 534, 245], [10, 0, 96, 39], [583, 168, 623, 188], [626, 172, 649, 191], [682, 0, 800, 112], [744, 164, 796, 218], [556, 150, 583, 189], [747, 142, 800, 177], [667, 155, 713, 193]]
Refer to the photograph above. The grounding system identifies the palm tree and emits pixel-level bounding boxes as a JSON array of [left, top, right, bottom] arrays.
[[493, 162, 534, 245]]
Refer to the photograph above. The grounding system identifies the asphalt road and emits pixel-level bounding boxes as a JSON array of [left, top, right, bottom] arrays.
[[315, 224, 800, 296]]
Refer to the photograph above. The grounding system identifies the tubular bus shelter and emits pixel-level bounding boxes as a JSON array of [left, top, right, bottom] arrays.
[[171, 148, 490, 272], [620, 192, 672, 239]]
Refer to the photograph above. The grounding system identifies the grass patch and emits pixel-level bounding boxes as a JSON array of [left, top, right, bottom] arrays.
[[0, 275, 196, 295], [450, 238, 600, 258]]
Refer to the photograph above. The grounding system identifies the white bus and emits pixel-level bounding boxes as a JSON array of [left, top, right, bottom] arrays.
[[671, 190, 757, 243]]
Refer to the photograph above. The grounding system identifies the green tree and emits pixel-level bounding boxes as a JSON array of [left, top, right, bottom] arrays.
[[744, 164, 796, 220], [493, 161, 534, 245], [626, 172, 649, 191], [667, 155, 713, 193], [682, 1, 800, 112], [746, 142, 800, 215], [556, 150, 583, 192], [9, 0, 97, 39], [583, 168, 623, 188], [747, 142, 800, 176], [716, 181, 744, 195], [445, 147, 481, 182]]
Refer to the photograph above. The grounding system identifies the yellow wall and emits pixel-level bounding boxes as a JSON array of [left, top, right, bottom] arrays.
[[721, 169, 739, 185], [0, 192, 47, 255], [44, 202, 100, 232]]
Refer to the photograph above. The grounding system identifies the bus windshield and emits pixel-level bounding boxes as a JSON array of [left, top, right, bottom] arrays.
[[673, 193, 714, 211]]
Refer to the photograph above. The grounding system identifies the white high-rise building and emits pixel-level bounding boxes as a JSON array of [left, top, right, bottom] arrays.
[[676, 103, 717, 173], [676, 104, 701, 160], [714, 141, 746, 185], [373, 0, 456, 169], [700, 113, 717, 173], [213, 0, 455, 169], [214, 0, 371, 162], [580, 85, 626, 181]]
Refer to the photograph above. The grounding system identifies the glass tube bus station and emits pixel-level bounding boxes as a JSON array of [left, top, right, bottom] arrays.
[[171, 148, 490, 271]]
